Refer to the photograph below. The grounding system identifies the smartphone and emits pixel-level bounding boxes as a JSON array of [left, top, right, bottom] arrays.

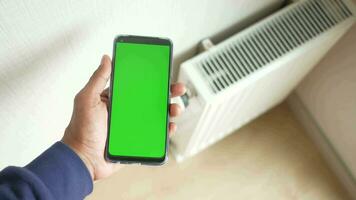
[[106, 35, 172, 165]]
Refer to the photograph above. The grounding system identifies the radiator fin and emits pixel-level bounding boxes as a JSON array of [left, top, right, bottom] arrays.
[[198, 0, 353, 93]]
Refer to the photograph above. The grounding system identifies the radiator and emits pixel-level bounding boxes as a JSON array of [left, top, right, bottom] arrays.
[[171, 0, 356, 161]]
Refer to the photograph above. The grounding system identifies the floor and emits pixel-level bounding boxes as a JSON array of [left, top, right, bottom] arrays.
[[87, 103, 351, 200]]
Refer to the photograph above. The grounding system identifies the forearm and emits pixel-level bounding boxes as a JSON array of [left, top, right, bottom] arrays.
[[0, 142, 93, 200]]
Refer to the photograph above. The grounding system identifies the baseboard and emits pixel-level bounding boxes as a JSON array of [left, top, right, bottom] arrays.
[[287, 92, 356, 199]]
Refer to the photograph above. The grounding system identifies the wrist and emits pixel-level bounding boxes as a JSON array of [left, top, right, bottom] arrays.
[[61, 137, 95, 181], [72, 148, 95, 180]]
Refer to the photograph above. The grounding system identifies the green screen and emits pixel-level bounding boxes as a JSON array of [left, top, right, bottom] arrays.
[[108, 41, 170, 158]]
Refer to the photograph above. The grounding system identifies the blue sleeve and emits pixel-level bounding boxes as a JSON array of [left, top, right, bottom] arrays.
[[0, 142, 93, 200]]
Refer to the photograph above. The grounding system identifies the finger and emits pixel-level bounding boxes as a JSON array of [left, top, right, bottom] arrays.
[[100, 88, 110, 105], [101, 87, 110, 98], [86, 55, 112, 94], [102, 162, 122, 178], [171, 82, 186, 98], [168, 122, 177, 137], [169, 104, 181, 117], [111, 162, 122, 172]]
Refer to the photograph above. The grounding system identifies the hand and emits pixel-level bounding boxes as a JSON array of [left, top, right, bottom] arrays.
[[62, 55, 186, 181]]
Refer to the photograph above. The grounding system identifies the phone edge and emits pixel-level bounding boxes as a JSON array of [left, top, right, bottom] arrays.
[[104, 35, 173, 166]]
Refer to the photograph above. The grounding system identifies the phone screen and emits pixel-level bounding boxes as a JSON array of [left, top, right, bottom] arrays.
[[108, 37, 171, 162]]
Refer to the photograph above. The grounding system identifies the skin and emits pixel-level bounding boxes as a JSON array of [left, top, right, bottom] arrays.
[[62, 55, 186, 181]]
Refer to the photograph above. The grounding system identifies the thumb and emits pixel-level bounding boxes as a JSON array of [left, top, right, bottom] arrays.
[[86, 55, 112, 94]]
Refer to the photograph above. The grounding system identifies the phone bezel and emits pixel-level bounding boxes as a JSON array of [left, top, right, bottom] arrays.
[[105, 35, 173, 165]]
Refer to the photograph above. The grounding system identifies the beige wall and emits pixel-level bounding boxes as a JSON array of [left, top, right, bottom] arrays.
[[292, 22, 356, 195]]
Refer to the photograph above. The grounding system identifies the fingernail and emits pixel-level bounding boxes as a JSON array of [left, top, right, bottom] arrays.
[[176, 106, 182, 115], [101, 55, 106, 65]]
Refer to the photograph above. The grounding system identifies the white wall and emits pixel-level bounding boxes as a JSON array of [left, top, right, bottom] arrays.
[[0, 0, 283, 168]]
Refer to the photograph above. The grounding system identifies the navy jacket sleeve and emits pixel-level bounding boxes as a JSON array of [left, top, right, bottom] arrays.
[[0, 142, 93, 200]]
